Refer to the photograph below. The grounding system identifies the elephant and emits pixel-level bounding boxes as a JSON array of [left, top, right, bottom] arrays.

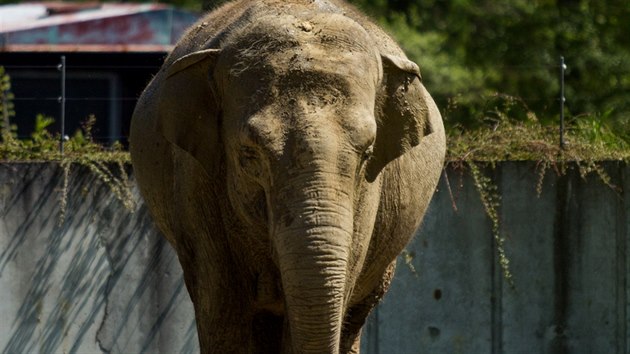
[[129, 0, 445, 353]]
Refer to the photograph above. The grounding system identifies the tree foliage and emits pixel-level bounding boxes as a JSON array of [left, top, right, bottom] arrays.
[[349, 0, 630, 135], [2, 0, 626, 135]]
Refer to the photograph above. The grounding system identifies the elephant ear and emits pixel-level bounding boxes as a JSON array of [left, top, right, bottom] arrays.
[[155, 49, 221, 177], [366, 54, 434, 182]]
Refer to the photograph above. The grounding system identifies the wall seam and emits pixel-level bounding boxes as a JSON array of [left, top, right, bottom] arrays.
[[616, 163, 627, 354], [551, 166, 572, 354], [491, 166, 503, 354]]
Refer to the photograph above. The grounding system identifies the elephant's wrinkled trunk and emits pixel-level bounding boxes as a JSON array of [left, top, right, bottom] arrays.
[[272, 179, 354, 353]]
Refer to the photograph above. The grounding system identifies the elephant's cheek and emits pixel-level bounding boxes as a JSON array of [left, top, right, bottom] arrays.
[[225, 165, 269, 231]]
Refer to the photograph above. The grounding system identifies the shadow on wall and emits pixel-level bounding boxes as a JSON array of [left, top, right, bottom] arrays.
[[0, 163, 198, 354], [2, 162, 629, 354]]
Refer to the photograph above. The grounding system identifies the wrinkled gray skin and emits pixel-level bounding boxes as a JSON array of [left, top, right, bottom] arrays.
[[130, 0, 445, 353]]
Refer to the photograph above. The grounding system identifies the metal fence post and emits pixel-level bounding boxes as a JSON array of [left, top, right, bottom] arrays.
[[560, 56, 566, 150], [58, 56, 66, 155]]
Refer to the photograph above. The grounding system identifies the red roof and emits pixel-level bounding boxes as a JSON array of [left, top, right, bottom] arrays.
[[0, 2, 199, 52]]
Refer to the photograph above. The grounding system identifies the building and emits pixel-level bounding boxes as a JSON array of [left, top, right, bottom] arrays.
[[0, 2, 199, 144]]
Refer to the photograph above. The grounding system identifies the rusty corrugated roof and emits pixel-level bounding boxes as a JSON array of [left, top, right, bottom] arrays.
[[0, 2, 199, 52]]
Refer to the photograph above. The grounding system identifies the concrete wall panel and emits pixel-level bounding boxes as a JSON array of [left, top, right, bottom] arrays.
[[1, 162, 627, 354]]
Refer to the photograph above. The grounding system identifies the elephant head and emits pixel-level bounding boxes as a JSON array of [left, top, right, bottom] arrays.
[[153, 12, 434, 353]]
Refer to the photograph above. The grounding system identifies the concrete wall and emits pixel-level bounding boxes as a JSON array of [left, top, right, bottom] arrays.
[[0, 163, 197, 354], [1, 162, 627, 354]]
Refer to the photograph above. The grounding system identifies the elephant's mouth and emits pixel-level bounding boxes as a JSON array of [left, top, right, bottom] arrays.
[[253, 267, 285, 316], [249, 214, 286, 318]]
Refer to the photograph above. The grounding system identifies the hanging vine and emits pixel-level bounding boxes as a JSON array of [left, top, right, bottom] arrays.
[[466, 161, 514, 288]]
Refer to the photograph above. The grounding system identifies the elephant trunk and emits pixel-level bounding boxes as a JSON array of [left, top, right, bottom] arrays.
[[272, 178, 355, 353]]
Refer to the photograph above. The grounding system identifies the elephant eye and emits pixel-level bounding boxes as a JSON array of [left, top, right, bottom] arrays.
[[362, 145, 374, 161], [240, 146, 258, 159], [239, 147, 264, 179]]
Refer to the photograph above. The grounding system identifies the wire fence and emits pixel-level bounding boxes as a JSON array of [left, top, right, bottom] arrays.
[[1, 56, 166, 145], [1, 55, 570, 152]]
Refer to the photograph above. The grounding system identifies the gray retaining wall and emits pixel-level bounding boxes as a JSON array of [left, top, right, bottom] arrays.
[[1, 162, 627, 354]]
